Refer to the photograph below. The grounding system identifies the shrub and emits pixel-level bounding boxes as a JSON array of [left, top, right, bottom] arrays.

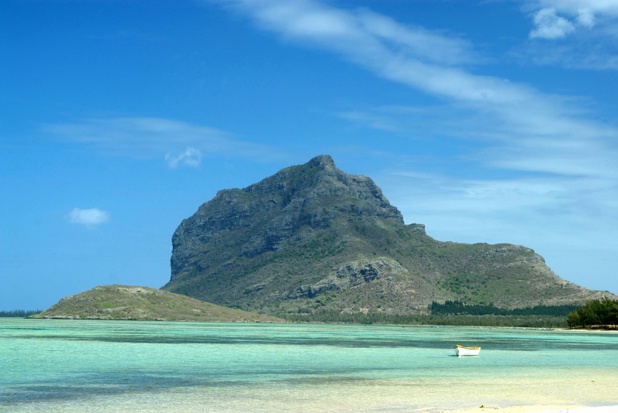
[[567, 298, 618, 328]]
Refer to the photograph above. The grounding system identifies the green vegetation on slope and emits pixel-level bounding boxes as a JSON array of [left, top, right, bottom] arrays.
[[30, 285, 283, 322]]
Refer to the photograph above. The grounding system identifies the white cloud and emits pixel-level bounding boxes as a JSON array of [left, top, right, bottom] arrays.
[[221, 0, 618, 173], [532, 1, 618, 18], [219, 0, 480, 65], [165, 147, 202, 168], [529, 8, 575, 39], [576, 9, 596, 28], [216, 0, 618, 291], [518, 1, 618, 69], [223, 0, 618, 161], [67, 208, 110, 227], [223, 1, 541, 108], [46, 117, 288, 165], [526, 3, 609, 39]]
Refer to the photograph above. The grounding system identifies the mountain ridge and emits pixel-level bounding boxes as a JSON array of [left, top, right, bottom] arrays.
[[163, 155, 614, 318]]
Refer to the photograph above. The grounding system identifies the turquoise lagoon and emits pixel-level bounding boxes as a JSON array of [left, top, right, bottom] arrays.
[[1, 318, 617, 412]]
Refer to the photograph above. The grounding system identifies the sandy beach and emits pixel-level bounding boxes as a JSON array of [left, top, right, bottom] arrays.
[[441, 406, 618, 413]]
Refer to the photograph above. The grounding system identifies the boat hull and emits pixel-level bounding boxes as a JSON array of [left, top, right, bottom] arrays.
[[454, 345, 481, 356]]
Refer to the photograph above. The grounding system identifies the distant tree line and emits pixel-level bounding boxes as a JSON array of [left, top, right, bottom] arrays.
[[567, 298, 618, 329], [430, 300, 578, 317], [0, 310, 41, 317], [284, 309, 569, 328]]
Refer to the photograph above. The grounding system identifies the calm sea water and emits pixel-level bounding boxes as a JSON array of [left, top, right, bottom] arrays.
[[1, 318, 617, 412]]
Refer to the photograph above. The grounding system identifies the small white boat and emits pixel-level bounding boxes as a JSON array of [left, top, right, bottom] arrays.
[[454, 344, 481, 356]]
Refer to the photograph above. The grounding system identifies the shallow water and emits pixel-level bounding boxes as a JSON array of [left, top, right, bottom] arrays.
[[2, 318, 617, 412]]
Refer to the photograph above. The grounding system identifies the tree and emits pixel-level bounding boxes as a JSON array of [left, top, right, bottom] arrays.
[[567, 298, 618, 329]]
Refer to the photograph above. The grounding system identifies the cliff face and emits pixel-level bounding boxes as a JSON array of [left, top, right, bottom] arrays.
[[169, 155, 401, 275], [163, 155, 612, 316]]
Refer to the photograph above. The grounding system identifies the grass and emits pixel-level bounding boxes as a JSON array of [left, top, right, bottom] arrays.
[[31, 285, 284, 323]]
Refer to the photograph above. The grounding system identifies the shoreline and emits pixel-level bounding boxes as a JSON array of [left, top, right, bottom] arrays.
[[436, 405, 618, 413], [4, 320, 617, 413]]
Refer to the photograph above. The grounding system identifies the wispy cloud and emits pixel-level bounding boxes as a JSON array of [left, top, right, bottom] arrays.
[[216, 0, 618, 276], [67, 208, 110, 228], [529, 8, 575, 39], [218, 0, 618, 171], [165, 147, 202, 169], [218, 0, 492, 103], [218, 0, 480, 66], [218, 1, 586, 120], [528, 1, 618, 21], [46, 117, 287, 166], [520, 0, 618, 69]]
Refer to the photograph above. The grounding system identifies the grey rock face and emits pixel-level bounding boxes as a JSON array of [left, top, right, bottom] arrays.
[[163, 155, 614, 316], [169, 155, 402, 279]]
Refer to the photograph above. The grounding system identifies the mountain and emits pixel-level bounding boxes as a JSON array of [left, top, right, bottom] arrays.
[[162, 155, 613, 318], [31, 285, 283, 322]]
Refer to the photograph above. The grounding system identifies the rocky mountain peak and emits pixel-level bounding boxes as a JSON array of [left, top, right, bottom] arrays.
[[169, 155, 404, 278], [307, 154, 336, 170], [243, 154, 400, 222], [163, 155, 614, 317]]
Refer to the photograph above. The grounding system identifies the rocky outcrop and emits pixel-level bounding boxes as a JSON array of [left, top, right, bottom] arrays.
[[162, 155, 615, 317], [168, 155, 402, 280], [287, 257, 407, 299]]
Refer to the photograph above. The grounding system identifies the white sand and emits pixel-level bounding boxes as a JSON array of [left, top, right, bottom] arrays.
[[439, 405, 618, 413]]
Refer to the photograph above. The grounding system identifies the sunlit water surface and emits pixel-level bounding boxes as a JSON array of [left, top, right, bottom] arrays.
[[2, 318, 617, 412]]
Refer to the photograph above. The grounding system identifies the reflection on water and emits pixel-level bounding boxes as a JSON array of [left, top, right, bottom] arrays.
[[2, 319, 617, 412]]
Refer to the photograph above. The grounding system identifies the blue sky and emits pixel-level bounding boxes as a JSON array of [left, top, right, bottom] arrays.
[[2, 0, 618, 311]]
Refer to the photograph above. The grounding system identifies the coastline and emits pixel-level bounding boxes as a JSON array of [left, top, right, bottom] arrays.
[[438, 406, 618, 413], [4, 320, 617, 413]]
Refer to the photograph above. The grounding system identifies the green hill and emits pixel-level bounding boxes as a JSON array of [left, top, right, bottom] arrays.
[[31, 285, 283, 322], [163, 155, 615, 320]]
